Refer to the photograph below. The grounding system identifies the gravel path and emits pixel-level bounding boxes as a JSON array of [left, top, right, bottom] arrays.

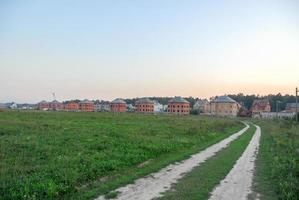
[[209, 125, 261, 200], [95, 123, 249, 200]]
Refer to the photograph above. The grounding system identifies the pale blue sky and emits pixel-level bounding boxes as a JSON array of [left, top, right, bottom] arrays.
[[1, 0, 298, 103]]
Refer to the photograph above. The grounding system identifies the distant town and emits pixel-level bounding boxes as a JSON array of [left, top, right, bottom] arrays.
[[1, 93, 298, 119]]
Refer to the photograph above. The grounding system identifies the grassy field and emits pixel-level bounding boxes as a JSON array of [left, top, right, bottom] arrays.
[[157, 124, 255, 200], [253, 120, 299, 200], [0, 111, 242, 200]]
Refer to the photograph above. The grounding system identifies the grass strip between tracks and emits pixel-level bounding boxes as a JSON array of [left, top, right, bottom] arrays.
[[157, 124, 256, 200]]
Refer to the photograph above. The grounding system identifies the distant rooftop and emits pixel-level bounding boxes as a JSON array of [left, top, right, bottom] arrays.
[[168, 96, 189, 104], [135, 98, 154, 104], [79, 99, 93, 104], [211, 96, 237, 103], [51, 100, 61, 103], [194, 99, 209, 105], [111, 98, 126, 104], [252, 99, 270, 104]]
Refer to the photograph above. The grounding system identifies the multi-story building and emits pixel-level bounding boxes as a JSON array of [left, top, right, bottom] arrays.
[[167, 96, 190, 115], [38, 100, 50, 110], [110, 98, 127, 112], [64, 102, 79, 111], [135, 98, 154, 113], [153, 100, 164, 113], [79, 99, 94, 112], [250, 99, 271, 118], [193, 99, 210, 113], [251, 99, 271, 114], [210, 96, 240, 117], [49, 100, 63, 111]]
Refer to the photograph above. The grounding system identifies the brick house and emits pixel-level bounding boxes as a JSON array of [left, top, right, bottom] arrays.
[[167, 96, 190, 115], [135, 98, 154, 113], [38, 100, 50, 110], [79, 99, 94, 112], [110, 98, 127, 112], [210, 96, 240, 117], [64, 102, 79, 111], [251, 99, 271, 115], [49, 100, 63, 111]]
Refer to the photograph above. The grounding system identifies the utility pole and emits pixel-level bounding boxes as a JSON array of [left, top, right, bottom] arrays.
[[276, 100, 281, 118], [296, 87, 298, 122]]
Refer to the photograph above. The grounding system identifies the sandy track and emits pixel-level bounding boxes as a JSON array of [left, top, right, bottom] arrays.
[[95, 124, 249, 200], [209, 125, 261, 200]]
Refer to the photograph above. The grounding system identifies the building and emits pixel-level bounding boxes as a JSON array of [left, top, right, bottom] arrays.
[[153, 100, 164, 113], [210, 96, 240, 117], [64, 102, 79, 111], [0, 103, 9, 109], [94, 101, 110, 112], [135, 98, 154, 113], [100, 101, 111, 112], [49, 100, 63, 111], [79, 99, 94, 112], [167, 96, 190, 115], [193, 99, 209, 113], [127, 104, 135, 112], [19, 103, 36, 110], [8, 102, 18, 109], [251, 99, 271, 115], [285, 103, 299, 113], [110, 98, 127, 112], [38, 100, 50, 110]]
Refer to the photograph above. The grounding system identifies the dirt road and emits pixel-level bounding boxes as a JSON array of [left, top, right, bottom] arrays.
[[95, 124, 249, 200], [209, 125, 261, 200]]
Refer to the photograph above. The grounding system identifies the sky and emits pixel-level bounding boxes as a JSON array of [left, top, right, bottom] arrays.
[[0, 0, 299, 103]]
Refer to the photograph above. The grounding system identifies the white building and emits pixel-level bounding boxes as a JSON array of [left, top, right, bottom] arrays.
[[153, 100, 163, 113], [193, 99, 209, 113]]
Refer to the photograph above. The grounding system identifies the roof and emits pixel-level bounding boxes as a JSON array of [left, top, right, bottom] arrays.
[[252, 99, 270, 105], [66, 101, 79, 104], [39, 100, 48, 104], [135, 98, 154, 104], [194, 99, 209, 105], [168, 96, 189, 104], [79, 99, 94, 104], [210, 96, 237, 103], [251, 99, 270, 110], [111, 98, 127, 104], [51, 100, 61, 104]]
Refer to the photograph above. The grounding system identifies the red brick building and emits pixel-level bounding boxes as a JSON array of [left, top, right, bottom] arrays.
[[135, 98, 154, 113], [167, 96, 190, 115], [38, 100, 50, 110], [251, 99, 271, 114], [79, 99, 94, 112], [110, 98, 127, 112], [64, 102, 79, 111], [49, 100, 63, 110]]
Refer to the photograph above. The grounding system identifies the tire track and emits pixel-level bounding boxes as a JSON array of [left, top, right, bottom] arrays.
[[95, 123, 249, 200], [209, 125, 261, 200]]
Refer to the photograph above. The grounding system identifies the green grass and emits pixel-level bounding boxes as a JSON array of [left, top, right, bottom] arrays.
[[157, 124, 256, 200], [0, 111, 242, 200], [252, 120, 299, 200]]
